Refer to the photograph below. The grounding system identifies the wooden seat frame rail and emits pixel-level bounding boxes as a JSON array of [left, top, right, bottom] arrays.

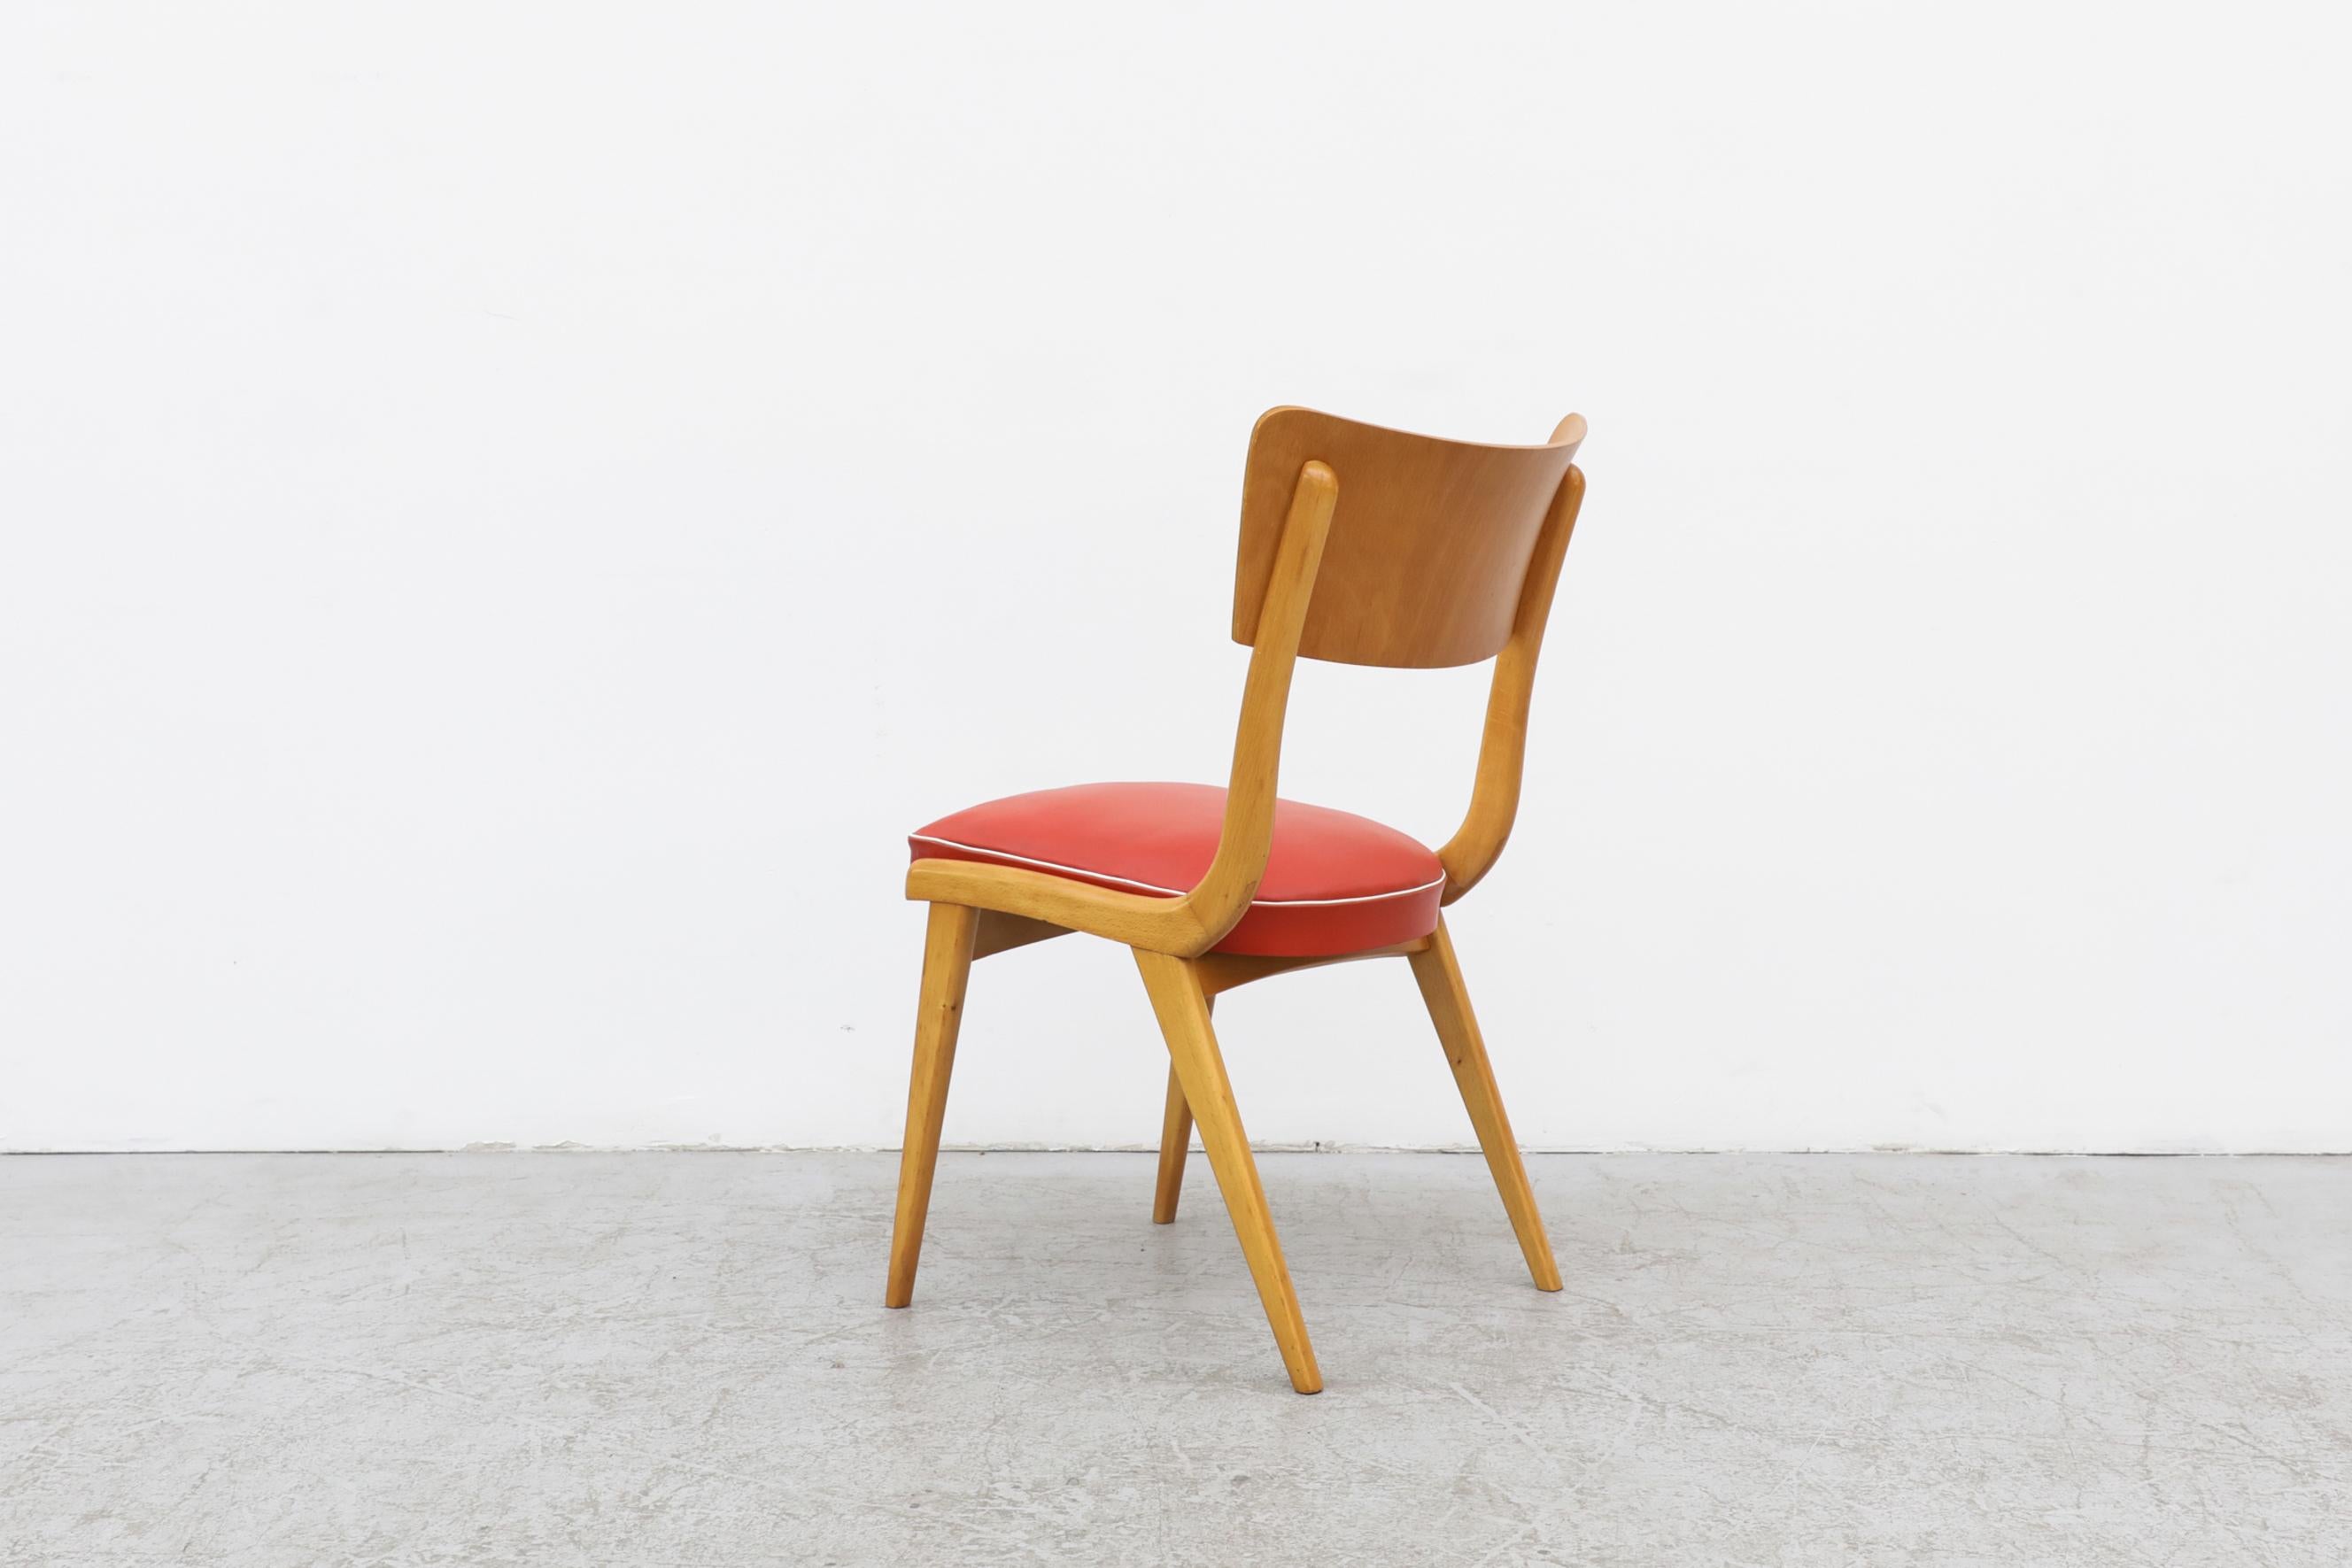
[[888, 413, 1588, 1394]]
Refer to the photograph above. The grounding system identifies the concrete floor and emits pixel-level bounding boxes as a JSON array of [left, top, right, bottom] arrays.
[[2, 1154, 2346, 1566]]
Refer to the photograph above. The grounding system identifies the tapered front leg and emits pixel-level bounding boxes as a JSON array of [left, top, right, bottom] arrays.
[[885, 901, 979, 1308], [1409, 918, 1563, 1292], [1133, 949, 1321, 1394]]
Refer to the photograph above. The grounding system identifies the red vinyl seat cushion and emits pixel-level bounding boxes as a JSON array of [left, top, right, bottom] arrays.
[[908, 782, 1446, 957]]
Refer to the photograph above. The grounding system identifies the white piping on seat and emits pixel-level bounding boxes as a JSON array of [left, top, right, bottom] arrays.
[[908, 834, 1446, 908]]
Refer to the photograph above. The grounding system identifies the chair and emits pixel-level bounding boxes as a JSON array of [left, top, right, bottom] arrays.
[[888, 406, 1590, 1393]]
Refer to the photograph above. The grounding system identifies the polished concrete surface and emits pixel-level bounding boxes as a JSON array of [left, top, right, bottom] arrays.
[[3, 1152, 2346, 1564]]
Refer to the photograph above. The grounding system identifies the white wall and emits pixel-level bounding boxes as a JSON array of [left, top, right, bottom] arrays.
[[4, 3, 2348, 1154]]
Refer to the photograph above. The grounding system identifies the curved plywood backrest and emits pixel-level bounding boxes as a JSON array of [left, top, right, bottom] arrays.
[[1231, 407, 1585, 668]]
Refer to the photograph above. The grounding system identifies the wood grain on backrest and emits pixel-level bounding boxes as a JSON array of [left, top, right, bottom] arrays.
[[1231, 408, 1585, 668]]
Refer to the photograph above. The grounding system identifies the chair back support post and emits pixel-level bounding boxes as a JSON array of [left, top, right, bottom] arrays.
[[1438, 459, 1586, 902], [1176, 460, 1341, 950]]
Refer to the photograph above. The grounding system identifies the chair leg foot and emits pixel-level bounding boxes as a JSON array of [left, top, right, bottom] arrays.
[[1409, 918, 1564, 1293], [1133, 949, 1322, 1394], [885, 902, 979, 1308]]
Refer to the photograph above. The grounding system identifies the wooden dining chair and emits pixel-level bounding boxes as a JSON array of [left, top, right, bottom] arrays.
[[887, 406, 1589, 1394]]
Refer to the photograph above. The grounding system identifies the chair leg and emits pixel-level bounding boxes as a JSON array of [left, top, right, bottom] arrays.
[[1133, 950, 1321, 1394], [1150, 995, 1208, 1224], [1408, 917, 1564, 1292], [1152, 1063, 1192, 1224], [885, 901, 979, 1308]]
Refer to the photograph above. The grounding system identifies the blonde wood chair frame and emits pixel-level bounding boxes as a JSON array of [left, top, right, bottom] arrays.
[[888, 409, 1588, 1394]]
